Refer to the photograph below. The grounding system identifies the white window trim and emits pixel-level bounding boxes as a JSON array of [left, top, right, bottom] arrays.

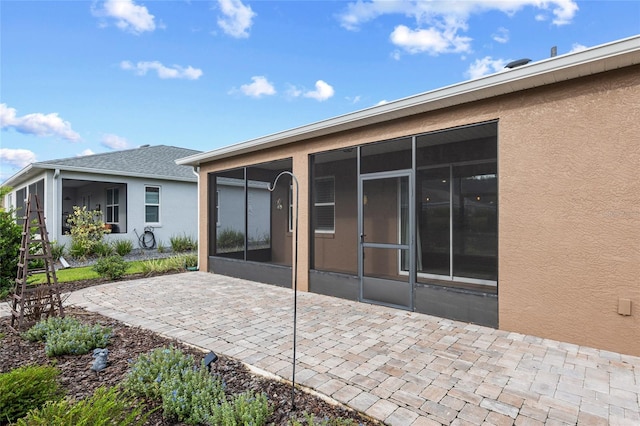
[[144, 185, 161, 225], [105, 187, 119, 224]]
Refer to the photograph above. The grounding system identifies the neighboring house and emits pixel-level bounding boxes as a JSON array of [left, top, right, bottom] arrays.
[[177, 36, 640, 357], [2, 145, 202, 250]]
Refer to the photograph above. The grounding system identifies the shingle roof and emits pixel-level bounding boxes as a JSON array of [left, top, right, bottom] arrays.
[[36, 145, 201, 181]]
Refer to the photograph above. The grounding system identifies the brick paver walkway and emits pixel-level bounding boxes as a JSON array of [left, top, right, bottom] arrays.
[[11, 272, 638, 425]]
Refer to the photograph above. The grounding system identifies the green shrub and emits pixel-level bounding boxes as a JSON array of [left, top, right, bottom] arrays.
[[170, 234, 197, 253], [140, 258, 164, 276], [93, 240, 114, 257], [68, 239, 90, 259], [207, 392, 272, 426], [49, 241, 65, 261], [24, 316, 111, 357], [113, 239, 133, 256], [140, 255, 194, 275], [184, 254, 198, 269], [92, 255, 128, 280], [0, 365, 64, 423], [156, 240, 167, 253], [289, 413, 359, 425], [217, 228, 244, 250], [0, 207, 22, 298], [16, 386, 151, 426], [124, 346, 270, 425], [66, 206, 109, 259]]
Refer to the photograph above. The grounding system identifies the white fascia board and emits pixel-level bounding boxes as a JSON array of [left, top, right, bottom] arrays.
[[178, 34, 639, 167], [1, 164, 35, 188]]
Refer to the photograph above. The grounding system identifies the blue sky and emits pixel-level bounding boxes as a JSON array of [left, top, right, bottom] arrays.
[[1, 0, 639, 182]]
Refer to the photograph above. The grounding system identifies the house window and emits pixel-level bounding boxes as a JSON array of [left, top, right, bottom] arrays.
[[106, 188, 119, 224], [145, 186, 160, 223], [314, 177, 335, 233]]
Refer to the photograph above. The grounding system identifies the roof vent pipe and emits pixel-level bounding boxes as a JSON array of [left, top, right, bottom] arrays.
[[551, 46, 558, 57], [504, 58, 532, 69]]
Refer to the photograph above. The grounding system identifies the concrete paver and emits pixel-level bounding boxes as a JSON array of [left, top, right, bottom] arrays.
[[4, 272, 638, 425]]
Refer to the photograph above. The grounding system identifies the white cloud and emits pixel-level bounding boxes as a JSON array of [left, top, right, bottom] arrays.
[[390, 24, 471, 55], [240, 76, 276, 98], [217, 0, 255, 38], [569, 43, 588, 53], [550, 0, 579, 25], [101, 134, 130, 150], [338, 1, 578, 55], [0, 103, 81, 142], [120, 61, 203, 80], [303, 80, 335, 102], [285, 85, 303, 99], [0, 148, 37, 168], [93, 0, 156, 34], [465, 56, 510, 80], [78, 149, 96, 157], [492, 27, 509, 44], [346, 95, 361, 104], [375, 100, 388, 106]]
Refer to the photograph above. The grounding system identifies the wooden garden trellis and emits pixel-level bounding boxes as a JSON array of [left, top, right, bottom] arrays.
[[10, 193, 64, 332]]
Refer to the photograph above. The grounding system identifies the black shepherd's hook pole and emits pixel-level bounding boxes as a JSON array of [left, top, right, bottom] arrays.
[[268, 171, 299, 412]]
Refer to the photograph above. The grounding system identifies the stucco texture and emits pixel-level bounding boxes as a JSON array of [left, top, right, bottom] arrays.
[[498, 66, 640, 356]]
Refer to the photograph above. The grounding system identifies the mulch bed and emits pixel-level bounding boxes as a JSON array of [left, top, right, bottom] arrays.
[[1, 280, 381, 425]]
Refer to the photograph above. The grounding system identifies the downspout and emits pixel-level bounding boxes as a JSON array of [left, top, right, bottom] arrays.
[[192, 166, 200, 269], [53, 168, 60, 242]]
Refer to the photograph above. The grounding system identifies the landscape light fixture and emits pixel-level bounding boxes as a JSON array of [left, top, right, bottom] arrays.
[[268, 171, 299, 412], [204, 351, 218, 371]]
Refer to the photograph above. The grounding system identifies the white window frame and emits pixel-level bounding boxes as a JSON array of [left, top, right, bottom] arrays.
[[144, 186, 161, 225], [314, 176, 335, 233], [105, 187, 119, 224]]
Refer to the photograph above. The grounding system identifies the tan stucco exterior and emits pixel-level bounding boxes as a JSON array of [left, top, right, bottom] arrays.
[[195, 62, 639, 356]]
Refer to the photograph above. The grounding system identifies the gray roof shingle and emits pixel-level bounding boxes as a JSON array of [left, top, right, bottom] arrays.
[[36, 145, 201, 181]]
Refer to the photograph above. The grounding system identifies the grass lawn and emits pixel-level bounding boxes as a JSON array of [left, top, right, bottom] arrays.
[[29, 261, 147, 284]]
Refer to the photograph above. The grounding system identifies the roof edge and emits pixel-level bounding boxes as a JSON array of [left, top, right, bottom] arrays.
[[177, 35, 640, 167]]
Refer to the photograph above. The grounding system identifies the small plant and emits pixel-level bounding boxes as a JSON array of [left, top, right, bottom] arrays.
[[170, 234, 197, 253], [93, 240, 114, 257], [124, 346, 271, 425], [113, 239, 134, 256], [184, 254, 198, 269], [49, 241, 65, 261], [288, 413, 359, 425], [68, 239, 90, 259], [140, 255, 195, 275], [140, 258, 165, 275], [92, 255, 128, 280], [157, 240, 167, 253], [0, 365, 64, 423], [66, 206, 110, 258], [217, 228, 244, 250], [16, 386, 151, 426], [24, 316, 111, 357], [207, 392, 272, 426]]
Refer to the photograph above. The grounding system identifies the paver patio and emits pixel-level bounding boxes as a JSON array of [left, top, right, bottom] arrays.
[[4, 272, 638, 425]]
